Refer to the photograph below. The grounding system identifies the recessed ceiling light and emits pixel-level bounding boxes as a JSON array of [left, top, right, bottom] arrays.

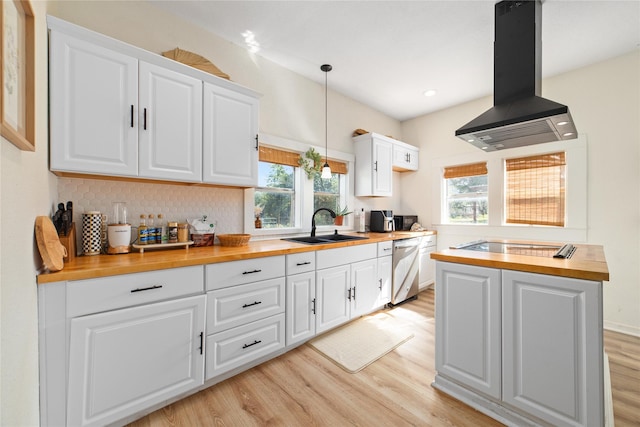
[[423, 89, 436, 97], [563, 132, 574, 137], [557, 121, 568, 126]]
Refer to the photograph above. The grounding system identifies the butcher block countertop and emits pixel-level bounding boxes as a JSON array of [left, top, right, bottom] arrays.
[[37, 231, 435, 284], [431, 240, 609, 282]]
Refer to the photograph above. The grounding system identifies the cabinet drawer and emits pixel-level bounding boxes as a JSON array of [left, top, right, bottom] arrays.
[[377, 241, 393, 257], [67, 266, 204, 318], [206, 313, 285, 379], [207, 277, 285, 333], [286, 252, 316, 275], [206, 256, 285, 290], [316, 243, 377, 270]]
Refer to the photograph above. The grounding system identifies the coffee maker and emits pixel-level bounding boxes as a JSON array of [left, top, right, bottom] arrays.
[[107, 202, 132, 254], [369, 210, 394, 232]]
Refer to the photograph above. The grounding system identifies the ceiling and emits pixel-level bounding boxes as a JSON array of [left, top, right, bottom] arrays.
[[149, 1, 640, 122]]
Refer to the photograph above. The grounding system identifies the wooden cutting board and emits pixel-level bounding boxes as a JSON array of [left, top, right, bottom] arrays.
[[35, 216, 67, 272]]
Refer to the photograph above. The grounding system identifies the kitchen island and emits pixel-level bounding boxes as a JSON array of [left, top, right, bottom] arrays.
[[430, 240, 609, 427]]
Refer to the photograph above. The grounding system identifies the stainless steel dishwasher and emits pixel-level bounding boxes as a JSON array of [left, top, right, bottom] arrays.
[[391, 237, 421, 305]]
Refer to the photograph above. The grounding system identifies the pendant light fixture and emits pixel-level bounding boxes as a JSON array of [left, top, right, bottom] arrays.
[[320, 64, 332, 179]]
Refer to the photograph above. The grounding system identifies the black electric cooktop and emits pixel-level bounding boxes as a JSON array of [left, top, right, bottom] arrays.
[[453, 240, 576, 258]]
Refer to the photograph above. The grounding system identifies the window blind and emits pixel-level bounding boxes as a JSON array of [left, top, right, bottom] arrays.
[[258, 146, 347, 174], [444, 162, 488, 179], [505, 152, 566, 226]]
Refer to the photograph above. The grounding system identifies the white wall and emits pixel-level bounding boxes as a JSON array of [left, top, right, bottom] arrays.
[[401, 51, 640, 335], [0, 1, 58, 424]]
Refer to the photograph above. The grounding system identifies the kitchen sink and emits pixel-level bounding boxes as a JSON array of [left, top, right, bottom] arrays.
[[283, 234, 369, 245]]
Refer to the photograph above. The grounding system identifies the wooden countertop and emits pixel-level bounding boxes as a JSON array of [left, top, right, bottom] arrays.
[[431, 240, 609, 282], [37, 231, 435, 284]]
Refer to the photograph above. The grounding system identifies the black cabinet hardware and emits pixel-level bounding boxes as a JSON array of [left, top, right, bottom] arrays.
[[352, 286, 356, 299], [255, 134, 259, 151], [130, 285, 162, 293], [130, 105, 134, 127], [242, 269, 262, 275], [347, 288, 352, 300], [374, 160, 378, 172], [379, 278, 383, 290], [242, 339, 261, 349], [143, 108, 147, 130], [296, 261, 311, 266], [242, 301, 262, 308], [198, 332, 203, 355], [312, 298, 316, 314]]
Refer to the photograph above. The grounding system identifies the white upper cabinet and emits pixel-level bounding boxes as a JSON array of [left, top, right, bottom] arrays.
[[202, 83, 259, 187], [48, 17, 261, 187], [392, 140, 419, 171], [138, 62, 202, 182], [49, 31, 139, 176], [353, 132, 393, 197]]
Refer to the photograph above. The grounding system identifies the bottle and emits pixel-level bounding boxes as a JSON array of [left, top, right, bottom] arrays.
[[147, 214, 156, 244], [358, 208, 366, 233], [168, 222, 178, 243], [157, 214, 168, 244], [138, 214, 148, 245]]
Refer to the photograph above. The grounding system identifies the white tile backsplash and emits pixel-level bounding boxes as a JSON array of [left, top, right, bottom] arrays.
[[58, 177, 245, 241]]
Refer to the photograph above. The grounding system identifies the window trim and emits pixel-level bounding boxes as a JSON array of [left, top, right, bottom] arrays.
[[244, 133, 355, 237], [432, 136, 587, 242]]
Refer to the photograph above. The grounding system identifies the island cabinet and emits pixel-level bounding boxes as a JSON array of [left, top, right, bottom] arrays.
[[38, 266, 206, 427], [434, 261, 604, 427], [204, 256, 286, 379]]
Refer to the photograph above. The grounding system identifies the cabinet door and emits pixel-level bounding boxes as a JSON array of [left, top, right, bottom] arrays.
[[49, 31, 138, 176], [419, 248, 435, 288], [316, 265, 351, 334], [351, 258, 379, 317], [435, 262, 501, 400], [202, 82, 259, 186], [372, 138, 393, 196], [392, 144, 419, 171], [139, 62, 202, 182], [286, 272, 316, 346], [502, 271, 603, 427], [377, 255, 392, 306], [67, 295, 205, 427]]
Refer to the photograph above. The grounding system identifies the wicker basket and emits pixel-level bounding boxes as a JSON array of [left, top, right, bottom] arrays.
[[191, 233, 215, 247], [217, 234, 251, 247]]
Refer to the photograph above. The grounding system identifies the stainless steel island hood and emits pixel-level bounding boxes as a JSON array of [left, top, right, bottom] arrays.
[[455, 0, 578, 151]]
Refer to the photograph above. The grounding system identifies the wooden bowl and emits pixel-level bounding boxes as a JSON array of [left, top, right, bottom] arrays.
[[217, 234, 251, 247]]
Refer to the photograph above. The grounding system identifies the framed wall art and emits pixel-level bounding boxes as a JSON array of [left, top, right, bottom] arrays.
[[1, 0, 35, 151]]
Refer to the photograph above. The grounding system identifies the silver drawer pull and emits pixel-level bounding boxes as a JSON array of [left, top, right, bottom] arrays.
[[130, 285, 163, 293], [242, 339, 262, 349], [383, 247, 392, 251], [242, 269, 262, 275], [242, 301, 262, 308], [296, 261, 311, 266]]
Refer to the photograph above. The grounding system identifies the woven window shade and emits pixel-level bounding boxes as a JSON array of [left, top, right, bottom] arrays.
[[505, 152, 566, 226], [259, 146, 301, 168], [258, 146, 348, 174], [444, 162, 488, 179]]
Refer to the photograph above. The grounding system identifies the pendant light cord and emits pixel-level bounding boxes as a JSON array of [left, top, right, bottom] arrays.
[[320, 64, 332, 179]]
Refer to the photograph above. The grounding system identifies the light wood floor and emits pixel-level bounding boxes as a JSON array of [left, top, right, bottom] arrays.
[[128, 288, 640, 426]]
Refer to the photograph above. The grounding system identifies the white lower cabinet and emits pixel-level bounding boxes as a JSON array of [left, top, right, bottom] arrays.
[[434, 261, 604, 427], [377, 255, 392, 307], [316, 264, 352, 334], [351, 258, 379, 318], [67, 294, 206, 427], [286, 271, 316, 346]]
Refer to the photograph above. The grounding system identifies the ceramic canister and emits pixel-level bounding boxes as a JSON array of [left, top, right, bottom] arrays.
[[82, 211, 102, 255]]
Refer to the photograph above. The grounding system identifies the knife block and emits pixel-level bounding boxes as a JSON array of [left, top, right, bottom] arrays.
[[59, 223, 77, 262]]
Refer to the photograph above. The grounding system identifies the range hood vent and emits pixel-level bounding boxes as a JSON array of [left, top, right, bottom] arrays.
[[455, 0, 577, 151]]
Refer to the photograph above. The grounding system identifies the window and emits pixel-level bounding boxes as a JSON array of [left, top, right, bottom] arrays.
[[255, 161, 295, 228], [505, 152, 566, 226], [246, 135, 355, 235], [444, 162, 488, 224]]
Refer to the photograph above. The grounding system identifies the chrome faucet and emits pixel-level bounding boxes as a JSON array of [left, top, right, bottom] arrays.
[[311, 208, 336, 237]]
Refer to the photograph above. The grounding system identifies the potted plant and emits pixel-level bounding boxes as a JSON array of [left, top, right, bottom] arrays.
[[334, 205, 352, 226]]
